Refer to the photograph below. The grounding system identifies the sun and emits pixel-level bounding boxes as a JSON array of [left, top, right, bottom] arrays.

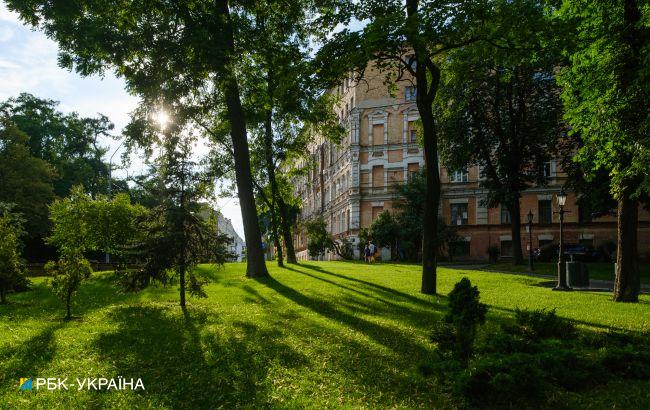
[[152, 109, 170, 130]]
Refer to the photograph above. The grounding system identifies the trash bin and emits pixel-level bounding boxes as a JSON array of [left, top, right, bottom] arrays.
[[566, 261, 589, 287]]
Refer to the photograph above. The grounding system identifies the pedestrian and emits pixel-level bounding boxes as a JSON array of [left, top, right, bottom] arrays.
[[363, 244, 370, 263], [369, 241, 376, 263]]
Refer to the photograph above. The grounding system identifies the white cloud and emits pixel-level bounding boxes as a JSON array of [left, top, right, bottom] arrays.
[[0, 25, 13, 41]]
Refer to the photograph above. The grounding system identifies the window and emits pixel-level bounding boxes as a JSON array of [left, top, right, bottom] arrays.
[[405, 54, 417, 71], [410, 129, 418, 143], [500, 206, 511, 224], [542, 161, 552, 178], [500, 240, 513, 257], [372, 165, 384, 188], [538, 200, 552, 224], [450, 203, 468, 226], [579, 238, 594, 247], [408, 163, 420, 179], [539, 239, 553, 248], [405, 86, 417, 101], [449, 168, 469, 183], [372, 124, 384, 145]]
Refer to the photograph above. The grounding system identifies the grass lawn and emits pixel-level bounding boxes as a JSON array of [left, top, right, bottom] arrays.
[[1, 261, 649, 408], [485, 261, 650, 284]]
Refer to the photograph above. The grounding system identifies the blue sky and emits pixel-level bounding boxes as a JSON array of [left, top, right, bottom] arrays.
[[0, 4, 245, 238]]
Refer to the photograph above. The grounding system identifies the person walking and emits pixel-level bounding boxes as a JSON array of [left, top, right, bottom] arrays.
[[368, 241, 376, 263], [363, 244, 370, 263]]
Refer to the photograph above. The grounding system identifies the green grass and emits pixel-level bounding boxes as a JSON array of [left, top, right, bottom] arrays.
[[485, 261, 650, 284], [1, 261, 649, 409]]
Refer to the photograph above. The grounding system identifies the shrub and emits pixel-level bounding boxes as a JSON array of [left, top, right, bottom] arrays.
[[456, 353, 544, 405], [599, 346, 650, 379], [514, 308, 576, 340], [433, 278, 487, 362]]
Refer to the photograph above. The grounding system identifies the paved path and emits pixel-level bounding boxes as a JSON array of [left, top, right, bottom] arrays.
[[441, 263, 650, 293]]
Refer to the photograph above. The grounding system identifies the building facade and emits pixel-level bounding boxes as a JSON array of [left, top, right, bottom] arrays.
[[291, 64, 650, 261]]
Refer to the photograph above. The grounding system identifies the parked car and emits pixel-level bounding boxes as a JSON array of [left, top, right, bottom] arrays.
[[534, 243, 607, 262]]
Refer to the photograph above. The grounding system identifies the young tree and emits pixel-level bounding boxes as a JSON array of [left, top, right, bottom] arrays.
[[45, 250, 92, 320], [0, 208, 28, 304], [7, 0, 269, 278], [47, 185, 145, 317], [126, 129, 231, 305], [557, 0, 649, 302], [316, 0, 491, 293], [437, 1, 563, 265]]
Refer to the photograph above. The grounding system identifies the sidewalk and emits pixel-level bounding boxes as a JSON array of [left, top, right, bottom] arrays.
[[445, 263, 650, 293]]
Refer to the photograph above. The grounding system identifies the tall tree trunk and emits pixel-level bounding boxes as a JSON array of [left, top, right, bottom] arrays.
[[216, 0, 268, 278], [407, 0, 442, 294], [418, 96, 441, 295], [509, 196, 524, 265], [613, 193, 640, 302], [278, 199, 297, 263], [264, 110, 284, 267]]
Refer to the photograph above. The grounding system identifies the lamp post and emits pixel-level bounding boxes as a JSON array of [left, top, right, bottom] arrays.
[[553, 189, 571, 291], [527, 210, 534, 272]]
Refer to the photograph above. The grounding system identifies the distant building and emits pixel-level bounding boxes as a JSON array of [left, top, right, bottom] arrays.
[[199, 204, 245, 262], [290, 61, 650, 261], [216, 212, 245, 262]]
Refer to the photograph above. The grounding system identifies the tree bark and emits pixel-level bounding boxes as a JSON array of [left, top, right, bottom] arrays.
[[613, 193, 640, 302], [216, 0, 269, 278], [406, 0, 441, 295], [509, 196, 524, 265], [264, 109, 284, 267], [278, 199, 297, 263]]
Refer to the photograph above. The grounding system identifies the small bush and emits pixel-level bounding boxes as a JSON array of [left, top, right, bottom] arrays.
[[433, 278, 487, 362], [456, 353, 544, 404], [514, 308, 576, 340], [599, 346, 650, 379]]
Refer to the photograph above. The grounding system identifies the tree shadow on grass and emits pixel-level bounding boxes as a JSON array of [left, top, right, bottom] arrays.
[[281, 265, 406, 309], [0, 323, 63, 389], [297, 263, 436, 309], [93, 305, 307, 409], [255, 275, 439, 360]]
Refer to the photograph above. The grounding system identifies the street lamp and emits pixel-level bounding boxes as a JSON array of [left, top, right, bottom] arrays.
[[526, 210, 534, 272], [553, 188, 571, 291]]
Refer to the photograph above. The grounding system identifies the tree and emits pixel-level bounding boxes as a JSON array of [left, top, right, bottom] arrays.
[[0, 118, 55, 251], [46, 185, 145, 317], [45, 250, 92, 320], [316, 0, 491, 294], [0, 208, 28, 304], [557, 0, 649, 302], [437, 1, 563, 265], [304, 216, 353, 260], [1, 93, 114, 198], [239, 0, 342, 267], [126, 132, 231, 305], [7, 0, 270, 278]]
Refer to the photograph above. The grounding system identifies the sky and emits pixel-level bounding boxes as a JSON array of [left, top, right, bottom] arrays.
[[0, 4, 245, 238]]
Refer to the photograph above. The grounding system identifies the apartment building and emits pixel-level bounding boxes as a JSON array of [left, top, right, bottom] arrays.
[[291, 64, 650, 261]]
